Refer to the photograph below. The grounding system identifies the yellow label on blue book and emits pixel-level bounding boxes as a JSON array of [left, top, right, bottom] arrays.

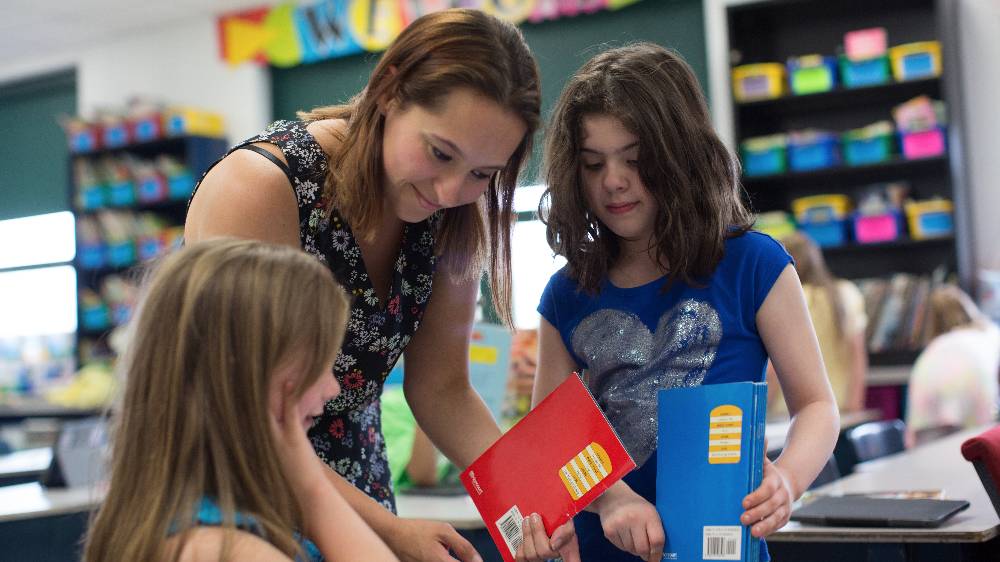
[[559, 442, 612, 500], [708, 405, 743, 465]]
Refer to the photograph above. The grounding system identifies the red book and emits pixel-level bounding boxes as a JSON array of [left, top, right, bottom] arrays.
[[460, 373, 635, 561]]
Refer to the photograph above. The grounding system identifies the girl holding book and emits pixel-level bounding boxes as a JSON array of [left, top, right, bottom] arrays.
[[526, 43, 840, 562], [83, 238, 397, 562]]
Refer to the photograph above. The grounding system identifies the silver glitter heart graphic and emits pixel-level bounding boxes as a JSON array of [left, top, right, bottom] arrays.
[[571, 299, 721, 466]]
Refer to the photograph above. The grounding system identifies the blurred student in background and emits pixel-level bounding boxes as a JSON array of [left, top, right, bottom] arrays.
[[768, 232, 868, 416], [906, 285, 1000, 447]]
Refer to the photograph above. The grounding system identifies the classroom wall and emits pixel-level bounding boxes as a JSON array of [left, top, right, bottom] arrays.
[[957, 0, 1000, 278]]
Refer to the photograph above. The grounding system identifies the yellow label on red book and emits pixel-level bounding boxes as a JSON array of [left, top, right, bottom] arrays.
[[708, 405, 743, 465], [559, 442, 612, 500]]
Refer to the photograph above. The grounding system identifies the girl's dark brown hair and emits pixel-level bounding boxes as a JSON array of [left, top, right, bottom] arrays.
[[299, 8, 541, 326], [540, 42, 753, 293]]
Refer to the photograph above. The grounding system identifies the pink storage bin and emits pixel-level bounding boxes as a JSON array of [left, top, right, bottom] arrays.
[[854, 212, 902, 244], [901, 127, 946, 159]]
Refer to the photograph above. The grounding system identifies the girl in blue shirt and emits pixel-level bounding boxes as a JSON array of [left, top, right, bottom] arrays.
[[520, 43, 840, 562]]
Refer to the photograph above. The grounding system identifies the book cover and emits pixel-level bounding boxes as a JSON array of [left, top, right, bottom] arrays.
[[657, 382, 767, 562], [460, 373, 636, 561]]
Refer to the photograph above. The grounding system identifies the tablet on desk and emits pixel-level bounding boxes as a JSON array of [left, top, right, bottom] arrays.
[[790, 496, 971, 528]]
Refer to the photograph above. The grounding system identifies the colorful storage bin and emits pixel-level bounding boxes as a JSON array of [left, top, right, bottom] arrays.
[[732, 63, 786, 102], [842, 122, 894, 166], [788, 131, 840, 171], [788, 55, 838, 95], [800, 220, 849, 247], [905, 199, 954, 239], [165, 107, 226, 137], [741, 134, 787, 176], [889, 41, 942, 81], [853, 211, 903, 244], [754, 211, 797, 240], [792, 194, 852, 223], [901, 126, 946, 159], [839, 55, 890, 88]]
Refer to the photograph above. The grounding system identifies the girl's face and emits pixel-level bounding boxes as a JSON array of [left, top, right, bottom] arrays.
[[271, 359, 341, 431], [381, 87, 527, 223], [579, 114, 659, 248]]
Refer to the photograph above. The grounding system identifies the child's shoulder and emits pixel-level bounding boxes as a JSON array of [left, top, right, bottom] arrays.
[[724, 229, 787, 256], [169, 527, 289, 562]]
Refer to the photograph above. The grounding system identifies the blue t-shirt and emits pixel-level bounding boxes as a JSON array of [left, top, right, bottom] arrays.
[[537, 231, 791, 562]]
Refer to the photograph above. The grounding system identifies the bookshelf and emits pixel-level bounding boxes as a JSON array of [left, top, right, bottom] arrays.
[[71, 136, 228, 366], [723, 0, 970, 368]]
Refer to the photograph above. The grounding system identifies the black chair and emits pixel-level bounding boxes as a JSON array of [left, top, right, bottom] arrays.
[[808, 455, 842, 489], [834, 419, 906, 475]]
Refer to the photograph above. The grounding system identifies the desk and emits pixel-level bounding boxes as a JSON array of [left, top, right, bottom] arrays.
[[0, 447, 51, 486], [0, 482, 100, 562], [0, 399, 100, 423], [769, 425, 1000, 562], [765, 408, 881, 455]]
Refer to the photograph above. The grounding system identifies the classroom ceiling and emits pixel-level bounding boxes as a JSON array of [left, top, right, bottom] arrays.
[[0, 0, 269, 64]]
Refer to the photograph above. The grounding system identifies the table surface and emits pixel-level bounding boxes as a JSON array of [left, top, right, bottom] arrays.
[[0, 399, 100, 422], [772, 424, 999, 543], [0, 447, 52, 479]]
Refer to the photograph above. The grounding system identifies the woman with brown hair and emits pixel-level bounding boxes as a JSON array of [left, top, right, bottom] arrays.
[[185, 9, 542, 561], [83, 238, 395, 561], [767, 232, 869, 415]]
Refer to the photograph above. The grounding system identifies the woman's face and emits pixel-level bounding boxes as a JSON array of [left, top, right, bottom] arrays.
[[381, 87, 527, 223]]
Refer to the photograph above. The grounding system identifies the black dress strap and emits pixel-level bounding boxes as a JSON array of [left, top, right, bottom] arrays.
[[238, 144, 293, 183]]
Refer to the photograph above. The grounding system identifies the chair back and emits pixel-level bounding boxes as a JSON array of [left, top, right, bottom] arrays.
[[834, 419, 906, 475], [961, 424, 1000, 517], [808, 455, 842, 490]]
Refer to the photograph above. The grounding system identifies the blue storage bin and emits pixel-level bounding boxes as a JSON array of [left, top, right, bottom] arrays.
[[168, 172, 195, 200], [800, 220, 849, 247], [81, 306, 111, 331], [80, 185, 106, 210], [137, 175, 168, 203], [839, 56, 890, 88], [78, 244, 106, 270], [70, 130, 98, 153], [102, 125, 129, 148], [789, 135, 840, 171], [106, 241, 136, 268], [843, 135, 892, 166], [106, 181, 136, 207], [743, 147, 786, 176]]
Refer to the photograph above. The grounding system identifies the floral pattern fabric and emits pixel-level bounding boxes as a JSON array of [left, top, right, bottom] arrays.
[[190, 120, 440, 512]]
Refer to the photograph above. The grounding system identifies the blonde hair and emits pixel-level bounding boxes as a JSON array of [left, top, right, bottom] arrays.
[[781, 232, 848, 340], [298, 8, 540, 327], [83, 239, 350, 562], [926, 284, 988, 341]]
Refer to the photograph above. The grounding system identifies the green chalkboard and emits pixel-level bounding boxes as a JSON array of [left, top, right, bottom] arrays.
[[270, 1, 706, 181], [0, 70, 76, 221]]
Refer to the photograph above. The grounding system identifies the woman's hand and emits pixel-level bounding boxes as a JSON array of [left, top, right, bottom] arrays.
[[741, 455, 796, 538], [593, 486, 664, 562], [516, 517, 579, 562], [385, 518, 483, 562]]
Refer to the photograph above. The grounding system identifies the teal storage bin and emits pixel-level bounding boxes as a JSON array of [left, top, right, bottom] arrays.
[[788, 133, 840, 171], [839, 56, 890, 88], [106, 181, 136, 207], [844, 135, 892, 166]]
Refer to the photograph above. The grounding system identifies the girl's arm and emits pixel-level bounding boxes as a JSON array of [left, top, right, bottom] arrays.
[[530, 319, 661, 562], [744, 264, 840, 538]]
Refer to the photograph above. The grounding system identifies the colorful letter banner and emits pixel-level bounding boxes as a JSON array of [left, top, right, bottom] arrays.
[[219, 0, 643, 67]]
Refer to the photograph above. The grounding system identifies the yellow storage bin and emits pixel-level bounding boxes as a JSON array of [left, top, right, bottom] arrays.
[[905, 199, 953, 239], [732, 63, 786, 102], [164, 107, 226, 137], [791, 194, 852, 223], [889, 41, 942, 81]]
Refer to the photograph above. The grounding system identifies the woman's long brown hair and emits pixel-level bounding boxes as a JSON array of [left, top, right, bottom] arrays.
[[83, 239, 350, 562], [299, 8, 541, 326]]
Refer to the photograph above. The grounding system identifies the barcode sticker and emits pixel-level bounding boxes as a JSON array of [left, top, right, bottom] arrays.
[[703, 526, 741, 560], [495, 505, 525, 557]]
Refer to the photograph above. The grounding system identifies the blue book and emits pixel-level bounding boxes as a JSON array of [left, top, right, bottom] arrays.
[[657, 382, 767, 562]]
